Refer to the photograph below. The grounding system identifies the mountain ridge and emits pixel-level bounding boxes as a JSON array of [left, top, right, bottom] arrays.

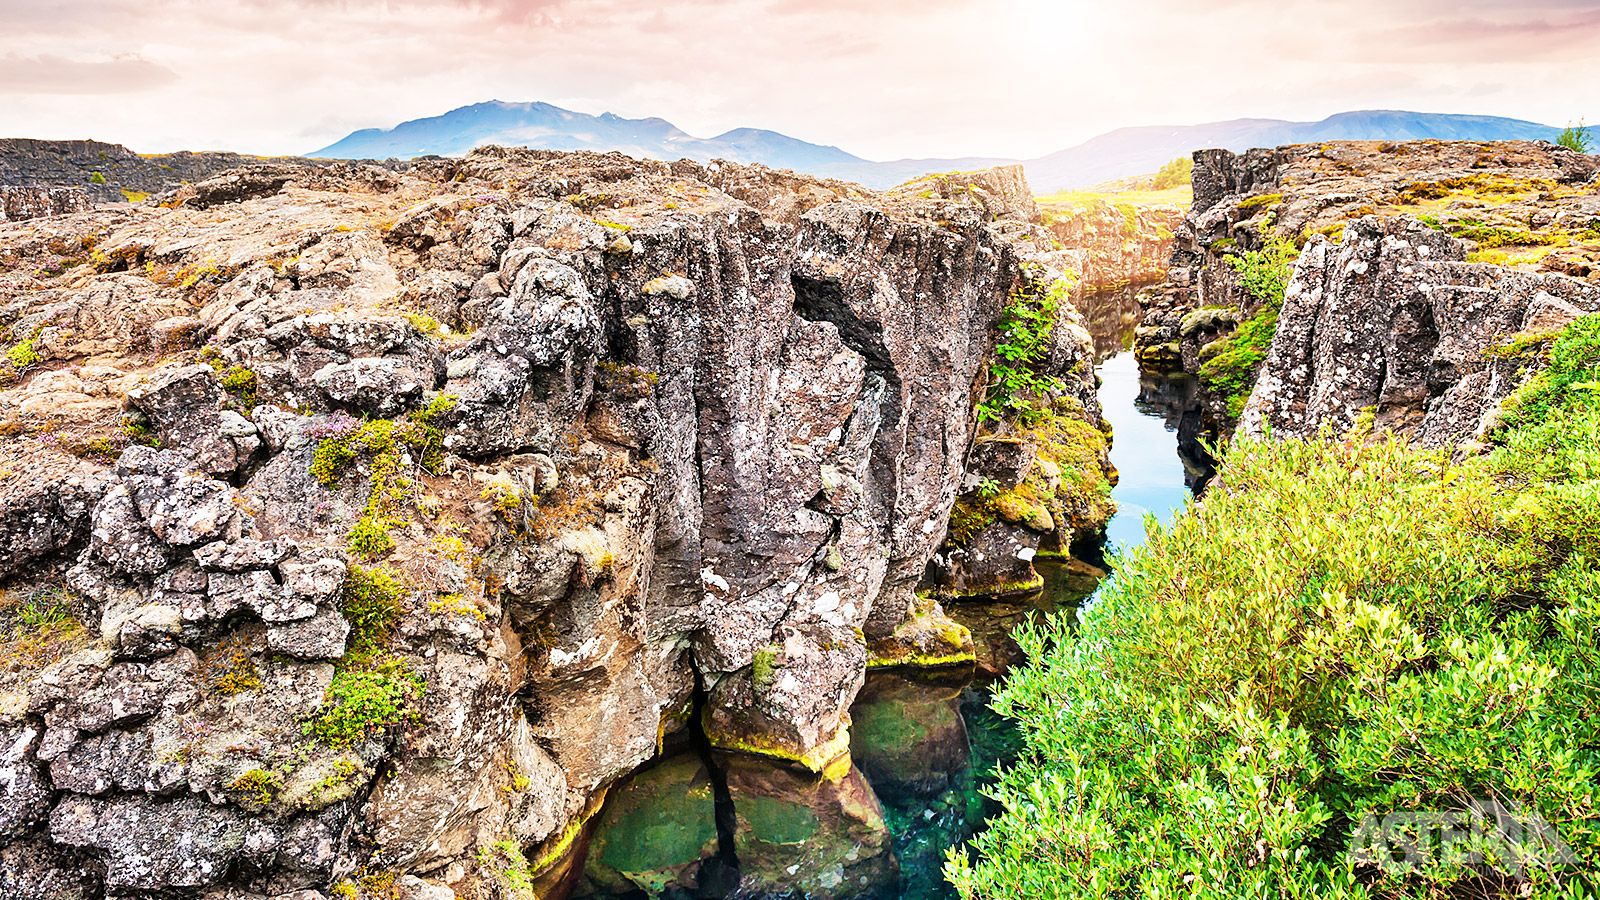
[[321, 103, 1575, 192]]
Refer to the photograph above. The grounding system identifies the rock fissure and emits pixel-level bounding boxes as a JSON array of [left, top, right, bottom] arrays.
[[0, 146, 1124, 900]]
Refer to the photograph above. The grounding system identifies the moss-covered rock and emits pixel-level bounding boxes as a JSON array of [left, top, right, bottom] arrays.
[[579, 755, 720, 896], [849, 671, 969, 800], [722, 755, 897, 900]]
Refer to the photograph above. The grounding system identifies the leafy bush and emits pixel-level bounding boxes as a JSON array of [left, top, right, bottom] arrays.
[[305, 658, 424, 749], [978, 278, 1071, 425], [1150, 156, 1193, 191], [1227, 235, 1298, 305], [947, 316, 1600, 898], [6, 330, 40, 368], [340, 563, 405, 662], [1558, 120, 1593, 153], [231, 768, 283, 804], [219, 366, 258, 409]]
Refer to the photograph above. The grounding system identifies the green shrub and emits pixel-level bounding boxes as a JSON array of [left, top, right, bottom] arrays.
[[6, 330, 40, 368], [305, 657, 424, 749], [978, 277, 1072, 425], [340, 563, 405, 661], [1227, 235, 1298, 305], [219, 366, 258, 409], [948, 316, 1600, 899], [89, 171, 106, 185], [477, 839, 536, 899], [1558, 120, 1593, 153], [231, 768, 283, 804], [1150, 156, 1193, 191]]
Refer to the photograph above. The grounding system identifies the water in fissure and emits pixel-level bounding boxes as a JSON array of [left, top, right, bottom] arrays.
[[569, 284, 1208, 900], [847, 285, 1215, 900]]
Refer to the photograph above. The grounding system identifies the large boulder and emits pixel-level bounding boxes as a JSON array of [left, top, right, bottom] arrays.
[[126, 364, 259, 479]]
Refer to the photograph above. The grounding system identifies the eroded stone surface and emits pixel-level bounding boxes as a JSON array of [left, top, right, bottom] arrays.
[[0, 147, 1118, 898]]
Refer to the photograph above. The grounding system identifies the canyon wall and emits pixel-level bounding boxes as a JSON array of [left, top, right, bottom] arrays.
[[1137, 139, 1600, 444], [0, 150, 1105, 900], [1, 185, 92, 223]]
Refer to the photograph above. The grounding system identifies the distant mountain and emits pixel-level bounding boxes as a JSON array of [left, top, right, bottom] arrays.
[[310, 104, 1570, 193], [310, 100, 866, 174], [1023, 111, 1566, 191]]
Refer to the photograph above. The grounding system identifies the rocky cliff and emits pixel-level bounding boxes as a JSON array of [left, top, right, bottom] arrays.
[[0, 139, 331, 206], [1, 186, 92, 224], [0, 148, 1107, 900], [1135, 139, 1600, 444]]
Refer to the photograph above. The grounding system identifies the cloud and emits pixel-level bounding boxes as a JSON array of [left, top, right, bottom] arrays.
[[0, 0, 1594, 160], [0, 54, 179, 94]]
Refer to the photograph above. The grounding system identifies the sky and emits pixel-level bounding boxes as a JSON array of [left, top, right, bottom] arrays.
[[2, 0, 1598, 161]]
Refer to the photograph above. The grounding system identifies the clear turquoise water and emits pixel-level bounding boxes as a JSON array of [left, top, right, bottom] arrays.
[[1096, 350, 1202, 555]]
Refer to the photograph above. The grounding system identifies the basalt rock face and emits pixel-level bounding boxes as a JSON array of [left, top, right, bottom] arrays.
[[1043, 198, 1179, 298], [0, 139, 330, 205], [0, 148, 1100, 898], [1240, 215, 1600, 446], [1, 186, 92, 224], [1137, 139, 1600, 442]]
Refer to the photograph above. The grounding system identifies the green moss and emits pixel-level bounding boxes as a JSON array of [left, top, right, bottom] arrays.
[[1237, 193, 1283, 217], [740, 794, 821, 846], [751, 645, 779, 694], [231, 768, 282, 804], [219, 366, 258, 409], [340, 563, 404, 661], [705, 714, 852, 774], [1198, 304, 1279, 420], [1454, 224, 1563, 249], [945, 497, 996, 548], [528, 790, 609, 876]]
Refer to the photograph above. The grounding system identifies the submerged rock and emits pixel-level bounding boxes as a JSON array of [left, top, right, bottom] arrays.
[[577, 755, 721, 897], [721, 755, 897, 900]]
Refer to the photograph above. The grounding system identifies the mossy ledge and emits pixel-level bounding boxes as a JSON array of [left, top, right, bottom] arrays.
[[702, 714, 855, 777]]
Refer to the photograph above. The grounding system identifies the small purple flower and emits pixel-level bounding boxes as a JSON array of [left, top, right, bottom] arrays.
[[304, 410, 360, 441]]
